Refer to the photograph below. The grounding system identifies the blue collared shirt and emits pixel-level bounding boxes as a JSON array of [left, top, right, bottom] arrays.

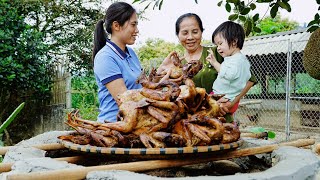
[[94, 40, 142, 123], [212, 52, 251, 101]]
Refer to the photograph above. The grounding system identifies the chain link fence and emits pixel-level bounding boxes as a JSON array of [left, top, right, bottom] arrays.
[[236, 29, 320, 141]]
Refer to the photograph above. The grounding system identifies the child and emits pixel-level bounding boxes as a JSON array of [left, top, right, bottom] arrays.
[[206, 21, 251, 122]]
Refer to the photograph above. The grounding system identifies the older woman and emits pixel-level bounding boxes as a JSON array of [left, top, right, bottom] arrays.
[[159, 13, 257, 122]]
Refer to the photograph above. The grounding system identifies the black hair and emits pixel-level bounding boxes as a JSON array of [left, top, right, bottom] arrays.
[[175, 13, 204, 36], [92, 2, 136, 61], [212, 21, 245, 49]]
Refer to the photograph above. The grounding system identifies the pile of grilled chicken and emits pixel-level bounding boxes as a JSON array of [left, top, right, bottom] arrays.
[[58, 54, 240, 148]]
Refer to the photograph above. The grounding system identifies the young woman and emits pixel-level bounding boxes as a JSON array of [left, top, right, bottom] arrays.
[[92, 2, 141, 123]]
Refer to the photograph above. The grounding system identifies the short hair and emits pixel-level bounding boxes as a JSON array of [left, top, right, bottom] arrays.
[[212, 21, 245, 49], [175, 13, 204, 36]]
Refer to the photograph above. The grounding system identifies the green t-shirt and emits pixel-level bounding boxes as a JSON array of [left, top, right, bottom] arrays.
[[183, 46, 257, 94]]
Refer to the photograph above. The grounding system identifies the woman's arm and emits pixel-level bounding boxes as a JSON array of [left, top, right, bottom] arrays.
[[106, 78, 127, 105]]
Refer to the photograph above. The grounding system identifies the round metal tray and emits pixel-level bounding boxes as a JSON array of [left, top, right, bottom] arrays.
[[59, 139, 243, 155]]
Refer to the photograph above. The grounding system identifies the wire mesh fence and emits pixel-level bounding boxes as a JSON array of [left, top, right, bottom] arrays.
[[237, 30, 320, 141]]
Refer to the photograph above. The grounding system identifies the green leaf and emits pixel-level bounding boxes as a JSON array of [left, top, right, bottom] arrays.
[[307, 20, 318, 27], [217, 1, 223, 7], [249, 127, 266, 133], [143, 2, 152, 10], [228, 14, 238, 21], [267, 131, 276, 139], [278, 2, 291, 12], [153, 0, 159, 10], [239, 15, 246, 22], [194, 0, 198, 3], [317, 0, 320, 4], [227, 0, 239, 3], [253, 26, 261, 33], [270, 4, 279, 18], [244, 20, 252, 36], [284, 1, 291, 12], [158, 0, 164, 10], [250, 3, 256, 10], [253, 13, 259, 22], [315, 13, 320, 20], [307, 26, 319, 32], [240, 7, 251, 15], [225, 3, 231, 12], [0, 102, 25, 134]]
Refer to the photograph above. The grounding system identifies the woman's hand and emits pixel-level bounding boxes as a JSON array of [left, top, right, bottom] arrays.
[[157, 51, 177, 74]]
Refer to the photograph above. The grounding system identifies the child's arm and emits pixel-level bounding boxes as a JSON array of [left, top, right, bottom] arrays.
[[206, 49, 221, 72], [231, 81, 254, 106]]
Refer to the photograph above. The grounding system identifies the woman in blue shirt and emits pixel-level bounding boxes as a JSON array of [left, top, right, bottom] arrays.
[[92, 2, 142, 123]]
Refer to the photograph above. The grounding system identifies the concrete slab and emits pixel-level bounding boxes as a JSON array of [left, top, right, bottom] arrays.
[[2, 131, 319, 180], [86, 146, 320, 180]]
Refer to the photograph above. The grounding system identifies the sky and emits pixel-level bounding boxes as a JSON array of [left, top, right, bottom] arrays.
[[114, 0, 319, 46]]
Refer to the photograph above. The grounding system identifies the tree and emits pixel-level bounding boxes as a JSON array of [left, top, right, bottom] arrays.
[[135, 38, 183, 74], [135, 38, 184, 62], [250, 14, 299, 36], [0, 0, 52, 144], [19, 0, 106, 74], [133, 0, 320, 35]]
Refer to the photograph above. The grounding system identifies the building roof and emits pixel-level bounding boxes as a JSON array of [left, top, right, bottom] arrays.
[[242, 28, 311, 56]]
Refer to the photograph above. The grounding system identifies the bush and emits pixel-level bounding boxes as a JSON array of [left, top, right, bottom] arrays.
[[71, 75, 99, 120]]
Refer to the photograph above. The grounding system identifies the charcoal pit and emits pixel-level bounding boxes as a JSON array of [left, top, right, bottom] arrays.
[[1, 131, 319, 180]]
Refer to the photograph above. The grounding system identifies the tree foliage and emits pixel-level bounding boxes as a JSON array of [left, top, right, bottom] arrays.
[[250, 14, 298, 36], [135, 38, 184, 62], [71, 75, 99, 120], [0, 0, 54, 144], [0, 0, 108, 143], [135, 38, 184, 74], [20, 0, 105, 74], [0, 0, 52, 104], [133, 0, 320, 34]]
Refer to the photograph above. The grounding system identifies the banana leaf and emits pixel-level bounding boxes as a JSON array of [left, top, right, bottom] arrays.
[[249, 126, 276, 139]]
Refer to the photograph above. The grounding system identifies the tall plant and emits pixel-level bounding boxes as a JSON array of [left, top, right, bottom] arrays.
[[0, 0, 52, 144]]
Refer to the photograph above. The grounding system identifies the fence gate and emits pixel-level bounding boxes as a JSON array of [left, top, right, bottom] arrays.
[[35, 62, 71, 134]]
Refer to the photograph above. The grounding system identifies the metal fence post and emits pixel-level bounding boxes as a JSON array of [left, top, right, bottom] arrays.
[[285, 40, 293, 141]]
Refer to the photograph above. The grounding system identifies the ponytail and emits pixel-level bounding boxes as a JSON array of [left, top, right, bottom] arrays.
[[92, 2, 136, 65], [92, 20, 108, 63]]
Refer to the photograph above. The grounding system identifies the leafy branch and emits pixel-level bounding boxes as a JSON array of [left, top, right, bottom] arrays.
[[133, 0, 320, 34]]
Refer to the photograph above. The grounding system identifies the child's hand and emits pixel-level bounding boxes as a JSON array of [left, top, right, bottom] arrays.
[[206, 49, 217, 66]]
